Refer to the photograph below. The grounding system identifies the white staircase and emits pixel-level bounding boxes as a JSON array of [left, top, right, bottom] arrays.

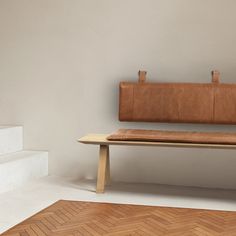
[[0, 126, 48, 193]]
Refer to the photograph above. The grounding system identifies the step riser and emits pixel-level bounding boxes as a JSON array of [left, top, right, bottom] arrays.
[[0, 152, 48, 193], [0, 126, 23, 155]]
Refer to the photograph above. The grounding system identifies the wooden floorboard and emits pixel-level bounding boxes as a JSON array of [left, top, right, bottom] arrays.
[[2, 200, 236, 235]]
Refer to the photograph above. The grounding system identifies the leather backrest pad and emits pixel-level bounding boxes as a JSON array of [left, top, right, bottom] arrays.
[[119, 82, 236, 124]]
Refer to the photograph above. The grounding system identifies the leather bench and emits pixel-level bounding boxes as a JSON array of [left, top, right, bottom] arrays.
[[79, 70, 236, 193]]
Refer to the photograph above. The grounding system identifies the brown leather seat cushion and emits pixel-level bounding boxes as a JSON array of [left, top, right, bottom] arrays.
[[119, 71, 236, 124], [107, 129, 236, 145]]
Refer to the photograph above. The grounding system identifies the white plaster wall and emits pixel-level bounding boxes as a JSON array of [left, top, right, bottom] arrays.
[[1, 0, 236, 189]]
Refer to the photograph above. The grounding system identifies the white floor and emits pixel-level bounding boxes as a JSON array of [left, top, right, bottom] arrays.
[[1, 176, 236, 234]]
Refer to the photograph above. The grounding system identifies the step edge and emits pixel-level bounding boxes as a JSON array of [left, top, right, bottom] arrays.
[[0, 150, 48, 164]]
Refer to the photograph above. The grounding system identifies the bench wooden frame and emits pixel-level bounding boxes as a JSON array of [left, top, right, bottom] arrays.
[[78, 134, 236, 193]]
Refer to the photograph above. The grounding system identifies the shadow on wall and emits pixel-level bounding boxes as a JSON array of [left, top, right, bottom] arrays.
[[109, 145, 236, 190]]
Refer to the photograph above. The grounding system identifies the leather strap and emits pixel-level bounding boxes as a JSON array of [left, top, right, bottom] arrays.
[[138, 71, 147, 83], [212, 70, 220, 84]]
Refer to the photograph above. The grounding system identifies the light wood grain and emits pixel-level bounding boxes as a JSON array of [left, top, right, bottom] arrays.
[[96, 145, 109, 193], [105, 145, 110, 186], [78, 134, 236, 149]]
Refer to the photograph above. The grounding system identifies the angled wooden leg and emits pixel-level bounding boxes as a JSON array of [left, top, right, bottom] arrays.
[[105, 146, 110, 186], [96, 145, 109, 193]]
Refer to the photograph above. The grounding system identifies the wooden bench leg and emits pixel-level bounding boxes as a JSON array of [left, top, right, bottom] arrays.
[[96, 145, 110, 193], [105, 146, 110, 186]]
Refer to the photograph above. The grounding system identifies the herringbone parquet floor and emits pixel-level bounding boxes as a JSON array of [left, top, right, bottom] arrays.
[[2, 200, 236, 236]]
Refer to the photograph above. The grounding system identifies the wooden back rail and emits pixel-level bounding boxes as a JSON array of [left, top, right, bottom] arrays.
[[78, 134, 236, 193]]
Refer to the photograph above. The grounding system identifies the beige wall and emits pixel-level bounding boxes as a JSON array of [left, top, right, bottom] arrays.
[[1, 0, 236, 189]]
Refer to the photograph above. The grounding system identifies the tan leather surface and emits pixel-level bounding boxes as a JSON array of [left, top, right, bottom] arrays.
[[119, 71, 236, 124], [214, 84, 236, 124], [107, 129, 236, 144]]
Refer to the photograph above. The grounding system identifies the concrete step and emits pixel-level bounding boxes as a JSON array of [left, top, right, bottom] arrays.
[[0, 126, 23, 155], [0, 151, 48, 193]]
